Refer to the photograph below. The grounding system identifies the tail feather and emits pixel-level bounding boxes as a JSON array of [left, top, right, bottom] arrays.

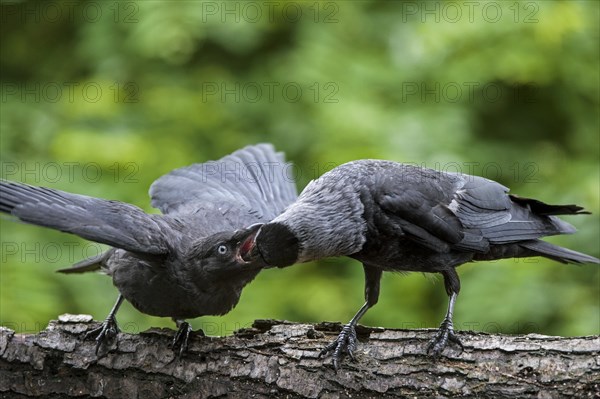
[[56, 249, 114, 274], [520, 240, 599, 265], [509, 195, 591, 215]]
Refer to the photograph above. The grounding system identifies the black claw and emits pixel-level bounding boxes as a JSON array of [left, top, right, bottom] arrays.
[[319, 324, 358, 370], [170, 321, 193, 357], [426, 320, 462, 358], [85, 315, 120, 356], [448, 332, 464, 349]]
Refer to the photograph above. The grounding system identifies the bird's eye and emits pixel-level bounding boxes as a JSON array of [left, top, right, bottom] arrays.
[[217, 244, 228, 255]]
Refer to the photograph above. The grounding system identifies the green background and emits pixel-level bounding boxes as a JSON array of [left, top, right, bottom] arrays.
[[1, 1, 598, 337]]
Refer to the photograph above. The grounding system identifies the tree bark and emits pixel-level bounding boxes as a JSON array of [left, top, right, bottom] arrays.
[[0, 315, 598, 399]]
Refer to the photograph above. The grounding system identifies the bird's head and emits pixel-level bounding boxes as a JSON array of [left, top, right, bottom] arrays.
[[238, 222, 300, 268], [191, 223, 265, 278]]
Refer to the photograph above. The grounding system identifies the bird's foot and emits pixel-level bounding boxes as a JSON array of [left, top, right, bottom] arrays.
[[170, 321, 193, 357], [85, 315, 120, 356], [426, 319, 463, 358], [319, 323, 358, 370]]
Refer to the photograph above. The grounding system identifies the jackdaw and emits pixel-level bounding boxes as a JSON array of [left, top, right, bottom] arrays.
[[0, 144, 297, 355], [238, 160, 599, 369]]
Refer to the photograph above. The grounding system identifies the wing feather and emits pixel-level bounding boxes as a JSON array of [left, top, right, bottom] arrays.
[[149, 144, 297, 222], [0, 181, 169, 255], [376, 166, 580, 254]]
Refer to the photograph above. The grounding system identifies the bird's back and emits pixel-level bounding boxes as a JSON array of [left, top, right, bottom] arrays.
[[346, 160, 597, 268], [281, 159, 598, 268]]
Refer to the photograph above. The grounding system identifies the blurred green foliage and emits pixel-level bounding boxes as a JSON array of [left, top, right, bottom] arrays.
[[1, 0, 598, 337]]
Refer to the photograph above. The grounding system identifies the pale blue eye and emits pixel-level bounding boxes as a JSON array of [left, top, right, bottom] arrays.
[[217, 245, 228, 255]]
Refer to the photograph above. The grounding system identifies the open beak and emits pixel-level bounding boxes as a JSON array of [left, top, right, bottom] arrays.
[[235, 223, 263, 264]]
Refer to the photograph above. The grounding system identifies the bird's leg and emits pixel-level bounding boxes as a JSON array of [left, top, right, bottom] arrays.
[[85, 294, 124, 356], [320, 265, 382, 370], [427, 269, 463, 357], [319, 302, 369, 369], [427, 292, 463, 357], [170, 319, 193, 357]]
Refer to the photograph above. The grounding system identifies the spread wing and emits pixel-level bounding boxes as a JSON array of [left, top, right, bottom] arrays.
[[0, 180, 170, 255], [149, 144, 298, 223], [377, 164, 581, 253]]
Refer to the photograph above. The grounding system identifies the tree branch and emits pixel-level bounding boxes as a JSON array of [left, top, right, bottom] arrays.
[[1, 315, 598, 398]]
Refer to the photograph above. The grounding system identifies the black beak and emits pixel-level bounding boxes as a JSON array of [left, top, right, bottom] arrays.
[[235, 223, 264, 264]]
